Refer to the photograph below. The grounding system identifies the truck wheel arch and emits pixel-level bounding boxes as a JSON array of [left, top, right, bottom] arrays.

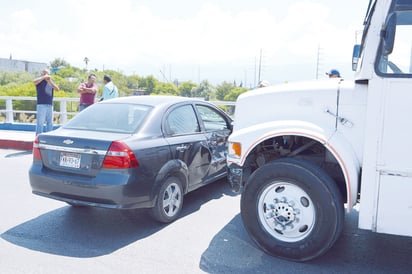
[[325, 131, 361, 209], [239, 127, 360, 209]]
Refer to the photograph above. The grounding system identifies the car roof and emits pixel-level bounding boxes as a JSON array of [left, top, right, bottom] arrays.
[[100, 95, 203, 107]]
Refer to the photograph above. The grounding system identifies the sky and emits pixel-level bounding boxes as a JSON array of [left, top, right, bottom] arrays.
[[0, 0, 369, 86]]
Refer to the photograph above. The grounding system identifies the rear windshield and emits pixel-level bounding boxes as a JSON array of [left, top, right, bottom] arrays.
[[64, 103, 152, 133]]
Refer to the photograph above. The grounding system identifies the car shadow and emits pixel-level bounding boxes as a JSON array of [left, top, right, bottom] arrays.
[[1, 179, 237, 258], [199, 210, 412, 274]]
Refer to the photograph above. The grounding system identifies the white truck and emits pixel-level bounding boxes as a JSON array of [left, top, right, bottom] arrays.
[[227, 0, 412, 262]]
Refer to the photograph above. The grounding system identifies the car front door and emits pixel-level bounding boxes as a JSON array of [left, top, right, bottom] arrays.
[[164, 104, 211, 190], [194, 104, 232, 179]]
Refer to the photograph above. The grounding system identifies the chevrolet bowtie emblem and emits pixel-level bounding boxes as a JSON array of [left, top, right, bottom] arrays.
[[63, 139, 74, 145]]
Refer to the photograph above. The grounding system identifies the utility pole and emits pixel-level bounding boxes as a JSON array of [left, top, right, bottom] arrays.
[[160, 65, 168, 82], [316, 45, 323, 79], [198, 64, 201, 84], [254, 56, 257, 87], [258, 48, 263, 83]]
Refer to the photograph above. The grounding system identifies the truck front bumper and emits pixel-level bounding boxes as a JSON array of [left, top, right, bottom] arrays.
[[228, 163, 243, 193]]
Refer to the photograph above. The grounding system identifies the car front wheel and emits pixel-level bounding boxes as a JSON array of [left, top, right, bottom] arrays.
[[150, 176, 184, 223], [241, 158, 344, 262]]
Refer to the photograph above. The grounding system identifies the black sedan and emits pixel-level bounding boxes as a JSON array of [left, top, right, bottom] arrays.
[[29, 96, 233, 223]]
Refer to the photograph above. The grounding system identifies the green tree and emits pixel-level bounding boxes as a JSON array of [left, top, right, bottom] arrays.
[[0, 82, 37, 111], [0, 59, 242, 117], [127, 75, 140, 89], [191, 80, 214, 100], [153, 82, 178, 95], [0, 71, 34, 85], [0, 82, 35, 96], [84, 57, 89, 69], [52, 74, 80, 93], [216, 81, 234, 101], [178, 81, 197, 97], [50, 58, 70, 70], [55, 67, 77, 79], [140, 75, 158, 94], [224, 87, 248, 101]]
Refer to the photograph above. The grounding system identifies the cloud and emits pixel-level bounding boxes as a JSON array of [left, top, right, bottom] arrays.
[[56, 1, 282, 70], [10, 9, 38, 33], [0, 0, 364, 83], [0, 9, 39, 57]]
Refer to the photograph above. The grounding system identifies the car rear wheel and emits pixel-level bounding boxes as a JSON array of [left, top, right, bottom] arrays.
[[150, 176, 184, 223]]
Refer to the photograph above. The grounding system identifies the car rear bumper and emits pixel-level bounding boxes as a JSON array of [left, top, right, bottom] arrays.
[[29, 163, 155, 209]]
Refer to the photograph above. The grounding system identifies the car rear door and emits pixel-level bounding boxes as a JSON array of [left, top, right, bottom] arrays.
[[163, 103, 211, 189]]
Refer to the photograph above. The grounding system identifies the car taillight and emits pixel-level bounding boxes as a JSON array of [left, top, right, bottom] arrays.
[[33, 136, 42, 160], [102, 141, 139, 169]]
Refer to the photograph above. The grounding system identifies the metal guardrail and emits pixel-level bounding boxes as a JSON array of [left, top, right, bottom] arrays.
[[0, 96, 235, 126], [0, 96, 79, 125]]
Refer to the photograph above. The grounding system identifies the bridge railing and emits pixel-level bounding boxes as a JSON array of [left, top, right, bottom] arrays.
[[0, 96, 235, 127], [0, 96, 79, 125]]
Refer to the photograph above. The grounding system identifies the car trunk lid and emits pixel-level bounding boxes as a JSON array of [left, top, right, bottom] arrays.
[[37, 128, 131, 177]]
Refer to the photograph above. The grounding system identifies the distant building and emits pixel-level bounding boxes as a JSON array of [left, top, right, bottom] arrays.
[[0, 57, 47, 74]]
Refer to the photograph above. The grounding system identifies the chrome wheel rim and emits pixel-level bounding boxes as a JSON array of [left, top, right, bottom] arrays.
[[162, 182, 182, 217], [257, 181, 315, 242]]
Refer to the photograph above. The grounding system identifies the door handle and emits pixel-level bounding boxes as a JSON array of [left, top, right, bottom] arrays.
[[176, 144, 189, 152], [324, 108, 353, 128]]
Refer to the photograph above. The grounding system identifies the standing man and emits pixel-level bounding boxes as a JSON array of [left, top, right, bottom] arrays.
[[100, 75, 118, 101], [33, 68, 59, 136], [77, 73, 98, 111], [326, 69, 341, 78]]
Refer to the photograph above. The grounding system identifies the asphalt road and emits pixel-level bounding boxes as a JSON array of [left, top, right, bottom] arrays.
[[0, 149, 411, 274]]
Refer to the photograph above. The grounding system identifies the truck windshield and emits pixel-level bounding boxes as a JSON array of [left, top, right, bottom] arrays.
[[377, 1, 412, 76]]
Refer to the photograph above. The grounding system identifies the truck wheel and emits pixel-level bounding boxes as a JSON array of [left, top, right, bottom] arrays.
[[150, 176, 183, 223], [241, 158, 344, 262]]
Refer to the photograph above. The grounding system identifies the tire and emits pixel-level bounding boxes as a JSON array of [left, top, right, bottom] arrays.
[[150, 176, 184, 223], [241, 158, 344, 262]]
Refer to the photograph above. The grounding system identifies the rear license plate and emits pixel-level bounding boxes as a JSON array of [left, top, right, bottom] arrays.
[[60, 152, 81, 168]]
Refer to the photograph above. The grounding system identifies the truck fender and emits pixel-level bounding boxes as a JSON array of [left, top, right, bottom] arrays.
[[229, 120, 359, 210], [326, 131, 360, 210]]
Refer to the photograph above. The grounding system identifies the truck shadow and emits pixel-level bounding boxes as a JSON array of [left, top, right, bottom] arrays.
[[1, 179, 237, 258], [199, 209, 412, 274]]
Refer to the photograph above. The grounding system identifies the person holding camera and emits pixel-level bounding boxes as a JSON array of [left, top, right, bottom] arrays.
[[33, 68, 60, 136]]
